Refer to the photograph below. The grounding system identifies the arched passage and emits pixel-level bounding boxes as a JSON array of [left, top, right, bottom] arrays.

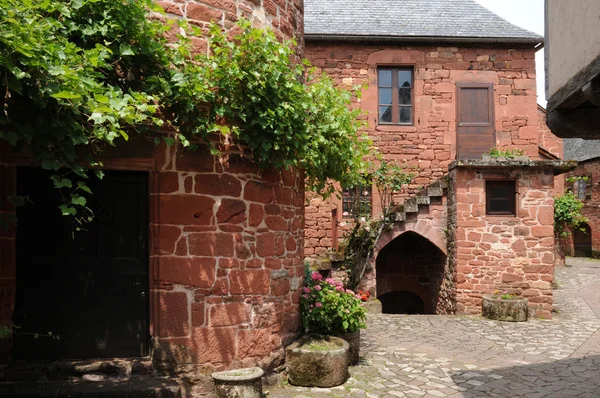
[[574, 223, 592, 257], [376, 231, 447, 314]]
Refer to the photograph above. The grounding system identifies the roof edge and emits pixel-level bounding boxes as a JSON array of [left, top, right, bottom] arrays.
[[304, 34, 543, 46]]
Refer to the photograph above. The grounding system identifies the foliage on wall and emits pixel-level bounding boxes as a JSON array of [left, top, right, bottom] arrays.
[[0, 0, 371, 224]]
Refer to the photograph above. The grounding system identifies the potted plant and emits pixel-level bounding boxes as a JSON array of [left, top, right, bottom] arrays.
[[300, 271, 367, 365], [482, 291, 528, 322]]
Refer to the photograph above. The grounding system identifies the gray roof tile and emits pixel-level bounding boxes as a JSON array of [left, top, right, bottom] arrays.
[[305, 0, 542, 43], [564, 139, 600, 162]]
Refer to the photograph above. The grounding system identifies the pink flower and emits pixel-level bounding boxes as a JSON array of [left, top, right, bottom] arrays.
[[355, 294, 362, 299], [303, 287, 311, 294], [311, 272, 323, 281], [310, 304, 314, 308], [303, 294, 309, 299], [336, 286, 345, 292], [346, 289, 354, 294], [314, 285, 322, 291], [325, 278, 336, 285], [315, 302, 323, 308]]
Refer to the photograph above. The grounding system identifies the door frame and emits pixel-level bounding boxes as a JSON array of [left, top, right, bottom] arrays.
[[456, 82, 496, 160]]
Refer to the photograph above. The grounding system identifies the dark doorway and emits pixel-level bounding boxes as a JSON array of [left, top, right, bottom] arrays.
[[14, 168, 149, 360], [376, 231, 447, 314], [379, 291, 424, 314], [574, 223, 592, 257], [456, 83, 495, 160]]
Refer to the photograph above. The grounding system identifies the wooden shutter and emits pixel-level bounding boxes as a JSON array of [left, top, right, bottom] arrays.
[[457, 83, 495, 160]]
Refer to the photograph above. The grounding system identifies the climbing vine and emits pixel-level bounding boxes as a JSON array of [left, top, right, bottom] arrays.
[[554, 190, 588, 237], [0, 0, 371, 224]]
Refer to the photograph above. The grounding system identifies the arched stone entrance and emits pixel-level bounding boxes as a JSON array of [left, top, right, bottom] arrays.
[[574, 222, 592, 257], [376, 231, 449, 314]]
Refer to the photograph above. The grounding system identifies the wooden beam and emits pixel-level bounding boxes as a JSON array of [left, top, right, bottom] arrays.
[[547, 53, 600, 112], [546, 108, 600, 138], [583, 77, 600, 107]]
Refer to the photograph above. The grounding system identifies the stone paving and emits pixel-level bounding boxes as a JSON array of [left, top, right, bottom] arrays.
[[268, 258, 600, 397]]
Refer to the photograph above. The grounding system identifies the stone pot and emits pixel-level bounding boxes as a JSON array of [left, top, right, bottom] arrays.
[[335, 330, 360, 365], [482, 296, 528, 322], [286, 334, 349, 388], [364, 298, 382, 314], [211, 367, 264, 398]]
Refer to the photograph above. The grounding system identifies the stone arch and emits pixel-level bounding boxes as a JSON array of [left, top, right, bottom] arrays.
[[375, 230, 448, 314], [375, 219, 447, 260]]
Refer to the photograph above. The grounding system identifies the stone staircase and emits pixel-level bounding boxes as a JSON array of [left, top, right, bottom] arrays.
[[393, 178, 448, 222], [311, 177, 450, 273], [0, 359, 181, 397]]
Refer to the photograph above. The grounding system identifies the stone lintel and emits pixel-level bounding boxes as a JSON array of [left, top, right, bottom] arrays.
[[449, 159, 577, 175]]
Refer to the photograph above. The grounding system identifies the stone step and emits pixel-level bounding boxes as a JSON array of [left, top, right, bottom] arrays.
[[415, 195, 430, 205], [427, 185, 444, 197], [404, 199, 419, 213], [0, 379, 181, 397], [395, 212, 406, 222]]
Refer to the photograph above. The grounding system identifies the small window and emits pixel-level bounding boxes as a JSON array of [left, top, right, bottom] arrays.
[[378, 68, 413, 125], [486, 180, 516, 216], [342, 183, 372, 217], [575, 176, 592, 200]]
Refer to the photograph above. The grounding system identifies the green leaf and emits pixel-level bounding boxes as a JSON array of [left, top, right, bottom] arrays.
[[59, 205, 77, 216], [119, 44, 135, 56], [51, 91, 81, 100], [51, 176, 73, 189], [71, 195, 87, 206]]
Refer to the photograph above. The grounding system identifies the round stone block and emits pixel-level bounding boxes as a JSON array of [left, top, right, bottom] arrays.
[[482, 296, 529, 322], [335, 330, 360, 365], [212, 367, 264, 398], [286, 334, 349, 387]]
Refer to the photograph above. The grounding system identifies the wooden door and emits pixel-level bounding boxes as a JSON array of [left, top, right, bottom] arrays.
[[14, 168, 149, 359], [457, 83, 495, 160], [574, 223, 592, 257]]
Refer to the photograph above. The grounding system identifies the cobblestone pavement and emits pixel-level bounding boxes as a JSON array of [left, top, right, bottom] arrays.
[[268, 258, 600, 397]]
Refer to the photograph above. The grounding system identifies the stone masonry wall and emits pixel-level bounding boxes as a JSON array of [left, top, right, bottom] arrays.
[[565, 158, 600, 257], [448, 164, 557, 319], [304, 42, 563, 260]]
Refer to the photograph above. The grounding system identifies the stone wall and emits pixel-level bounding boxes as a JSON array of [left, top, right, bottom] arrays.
[[448, 161, 561, 319], [564, 158, 600, 257], [303, 42, 563, 260], [0, 0, 306, 388]]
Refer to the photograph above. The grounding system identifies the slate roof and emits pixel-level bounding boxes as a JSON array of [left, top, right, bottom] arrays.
[[564, 139, 600, 162], [304, 0, 542, 44]]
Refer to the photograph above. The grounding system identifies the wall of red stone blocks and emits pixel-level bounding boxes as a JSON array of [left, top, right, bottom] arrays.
[[565, 158, 600, 258], [448, 165, 557, 319], [0, 138, 305, 377], [304, 42, 564, 261]]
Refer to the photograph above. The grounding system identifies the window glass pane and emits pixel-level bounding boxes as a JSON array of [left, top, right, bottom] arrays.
[[379, 106, 392, 123], [378, 69, 392, 87], [489, 199, 511, 213], [398, 70, 412, 87], [379, 88, 392, 105], [489, 183, 512, 198], [399, 106, 412, 123], [398, 88, 412, 105]]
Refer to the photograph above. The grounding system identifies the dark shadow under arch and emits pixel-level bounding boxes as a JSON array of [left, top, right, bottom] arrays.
[[376, 231, 447, 314]]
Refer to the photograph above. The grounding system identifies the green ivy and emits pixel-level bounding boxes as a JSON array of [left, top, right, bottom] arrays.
[[0, 0, 371, 224], [554, 191, 587, 237]]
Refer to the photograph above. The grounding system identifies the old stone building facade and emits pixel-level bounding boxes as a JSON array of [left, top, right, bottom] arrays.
[[564, 140, 600, 258], [0, 0, 304, 394], [303, 0, 567, 318]]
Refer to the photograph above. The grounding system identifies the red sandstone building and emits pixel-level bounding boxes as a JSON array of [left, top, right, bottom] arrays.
[[564, 139, 600, 258], [303, 0, 567, 318], [0, 0, 304, 394]]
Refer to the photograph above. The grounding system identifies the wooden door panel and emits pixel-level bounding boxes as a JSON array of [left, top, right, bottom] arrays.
[[457, 83, 495, 160], [14, 169, 149, 360]]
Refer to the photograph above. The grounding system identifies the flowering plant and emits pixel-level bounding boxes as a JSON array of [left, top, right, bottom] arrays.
[[301, 271, 367, 335], [357, 290, 370, 302]]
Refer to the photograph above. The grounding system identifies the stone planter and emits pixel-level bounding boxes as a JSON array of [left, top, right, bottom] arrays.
[[482, 296, 528, 322], [211, 367, 264, 398], [364, 298, 382, 314], [335, 330, 360, 365], [286, 334, 349, 387], [481, 154, 529, 162]]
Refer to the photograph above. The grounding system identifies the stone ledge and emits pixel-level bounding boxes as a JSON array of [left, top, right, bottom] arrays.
[[449, 159, 578, 175]]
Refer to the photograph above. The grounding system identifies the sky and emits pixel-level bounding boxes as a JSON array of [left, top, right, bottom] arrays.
[[474, 0, 546, 106]]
